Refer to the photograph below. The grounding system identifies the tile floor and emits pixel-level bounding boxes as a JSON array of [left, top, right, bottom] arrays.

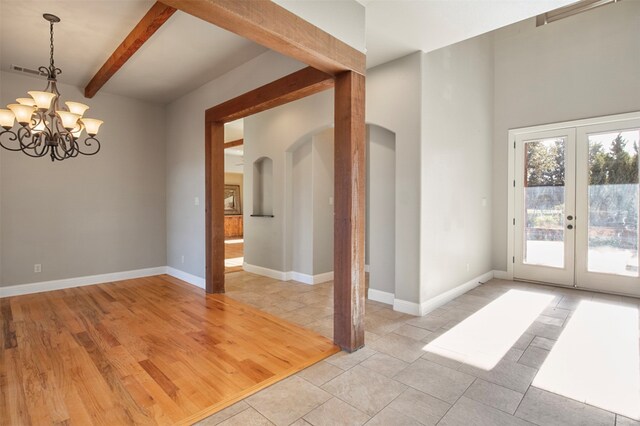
[[196, 273, 640, 426]]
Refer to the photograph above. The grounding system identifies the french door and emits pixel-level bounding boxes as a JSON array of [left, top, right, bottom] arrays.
[[514, 117, 640, 297]]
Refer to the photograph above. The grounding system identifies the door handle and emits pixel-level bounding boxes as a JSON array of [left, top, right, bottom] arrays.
[[567, 224, 574, 230]]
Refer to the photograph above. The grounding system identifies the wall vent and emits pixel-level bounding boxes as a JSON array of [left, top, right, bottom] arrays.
[[9, 64, 46, 77]]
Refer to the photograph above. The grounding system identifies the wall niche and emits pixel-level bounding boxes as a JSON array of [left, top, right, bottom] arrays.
[[252, 156, 274, 217]]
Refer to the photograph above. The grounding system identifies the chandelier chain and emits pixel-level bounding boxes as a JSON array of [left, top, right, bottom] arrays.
[[49, 20, 55, 70]]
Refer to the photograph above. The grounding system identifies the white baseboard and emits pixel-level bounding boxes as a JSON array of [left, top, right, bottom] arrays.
[[367, 288, 394, 305], [419, 270, 494, 316], [492, 270, 511, 280], [166, 267, 205, 289], [394, 298, 422, 315], [0, 266, 167, 298], [243, 262, 290, 281]]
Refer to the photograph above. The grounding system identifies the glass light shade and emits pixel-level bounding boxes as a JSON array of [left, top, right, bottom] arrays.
[[28, 91, 56, 110], [81, 118, 103, 136], [56, 111, 80, 130], [0, 109, 15, 128], [70, 125, 83, 139], [16, 97, 37, 107], [7, 104, 35, 125], [65, 101, 89, 117], [30, 120, 46, 134]]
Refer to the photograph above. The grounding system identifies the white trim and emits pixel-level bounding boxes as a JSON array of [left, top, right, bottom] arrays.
[[0, 267, 167, 298], [419, 271, 494, 316], [289, 271, 334, 285], [507, 111, 640, 282], [493, 270, 511, 280], [243, 262, 291, 281], [166, 267, 205, 289], [367, 288, 394, 305], [393, 298, 422, 316]]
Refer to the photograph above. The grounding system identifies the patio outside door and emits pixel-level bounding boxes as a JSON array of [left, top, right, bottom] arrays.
[[514, 117, 640, 297]]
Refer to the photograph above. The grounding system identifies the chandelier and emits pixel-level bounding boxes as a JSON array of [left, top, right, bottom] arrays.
[[0, 13, 104, 162]]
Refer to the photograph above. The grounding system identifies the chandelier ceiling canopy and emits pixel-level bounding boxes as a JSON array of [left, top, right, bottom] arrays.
[[0, 13, 104, 162]]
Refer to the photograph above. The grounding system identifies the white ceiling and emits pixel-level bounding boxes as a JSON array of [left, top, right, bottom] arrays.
[[363, 0, 577, 68], [1, 0, 578, 104]]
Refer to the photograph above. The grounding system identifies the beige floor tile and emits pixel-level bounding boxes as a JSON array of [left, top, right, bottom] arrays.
[[394, 359, 475, 404], [388, 388, 450, 425], [322, 365, 406, 416], [196, 402, 250, 425], [515, 387, 615, 426], [364, 407, 422, 426], [439, 397, 532, 426], [303, 397, 370, 426], [326, 346, 377, 370], [405, 314, 450, 331], [512, 333, 535, 350], [246, 376, 331, 426], [393, 324, 432, 340], [617, 415, 640, 426], [458, 358, 537, 394], [420, 351, 463, 370], [367, 333, 426, 363], [289, 420, 313, 426], [525, 321, 563, 340], [297, 361, 345, 386], [360, 353, 409, 378], [217, 407, 274, 426], [503, 348, 525, 362], [535, 314, 565, 327], [517, 346, 549, 369], [464, 379, 524, 415], [529, 336, 556, 351]]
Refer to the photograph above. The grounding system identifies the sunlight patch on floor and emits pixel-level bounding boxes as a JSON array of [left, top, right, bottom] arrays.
[[424, 290, 554, 370], [533, 300, 640, 420], [225, 257, 244, 267]]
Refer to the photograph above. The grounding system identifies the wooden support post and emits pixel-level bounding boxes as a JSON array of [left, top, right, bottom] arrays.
[[205, 121, 225, 293], [333, 71, 366, 352]]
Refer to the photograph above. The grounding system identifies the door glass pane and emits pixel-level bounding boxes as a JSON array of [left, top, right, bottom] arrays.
[[524, 138, 566, 268], [587, 130, 639, 277]]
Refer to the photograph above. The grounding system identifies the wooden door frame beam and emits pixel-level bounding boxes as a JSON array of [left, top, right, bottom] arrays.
[[159, 0, 365, 77], [224, 139, 244, 149], [205, 66, 334, 294], [84, 2, 176, 98]]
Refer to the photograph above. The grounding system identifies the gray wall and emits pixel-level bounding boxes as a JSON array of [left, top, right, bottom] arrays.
[[243, 90, 334, 273], [421, 34, 494, 301], [367, 125, 396, 294], [312, 128, 335, 275], [492, 1, 640, 271], [366, 52, 423, 303], [0, 71, 166, 287], [292, 140, 314, 274], [165, 51, 304, 277]]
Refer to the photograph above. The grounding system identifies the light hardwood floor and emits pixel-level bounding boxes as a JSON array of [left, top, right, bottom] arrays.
[[0, 274, 338, 425]]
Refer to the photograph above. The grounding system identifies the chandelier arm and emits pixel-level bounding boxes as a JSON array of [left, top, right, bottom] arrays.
[[77, 136, 101, 156], [16, 126, 40, 150], [0, 130, 26, 152]]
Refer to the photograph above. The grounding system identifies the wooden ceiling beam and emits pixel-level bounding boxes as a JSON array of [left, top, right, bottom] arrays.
[[224, 139, 243, 148], [206, 66, 334, 123], [159, 0, 366, 76], [84, 2, 177, 98]]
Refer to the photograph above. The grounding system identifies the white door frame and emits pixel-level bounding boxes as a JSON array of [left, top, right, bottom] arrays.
[[506, 111, 640, 285]]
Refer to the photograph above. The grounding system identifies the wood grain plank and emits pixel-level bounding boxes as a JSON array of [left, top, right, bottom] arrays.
[[206, 121, 226, 293], [205, 66, 334, 123], [333, 71, 366, 352], [0, 275, 338, 425], [160, 0, 365, 76], [224, 138, 244, 148], [84, 2, 177, 98]]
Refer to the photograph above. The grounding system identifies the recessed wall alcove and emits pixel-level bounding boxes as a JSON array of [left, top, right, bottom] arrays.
[[252, 156, 274, 217]]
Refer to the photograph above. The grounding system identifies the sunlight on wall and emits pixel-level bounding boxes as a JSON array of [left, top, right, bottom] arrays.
[[424, 290, 554, 370], [533, 300, 640, 420]]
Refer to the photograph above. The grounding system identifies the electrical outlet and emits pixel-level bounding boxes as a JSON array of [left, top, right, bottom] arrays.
[[466, 263, 470, 272], [181, 255, 185, 264], [194, 197, 200, 206], [34, 264, 42, 273]]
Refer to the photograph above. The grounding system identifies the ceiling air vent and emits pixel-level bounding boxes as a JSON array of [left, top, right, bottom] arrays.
[[9, 64, 47, 77]]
